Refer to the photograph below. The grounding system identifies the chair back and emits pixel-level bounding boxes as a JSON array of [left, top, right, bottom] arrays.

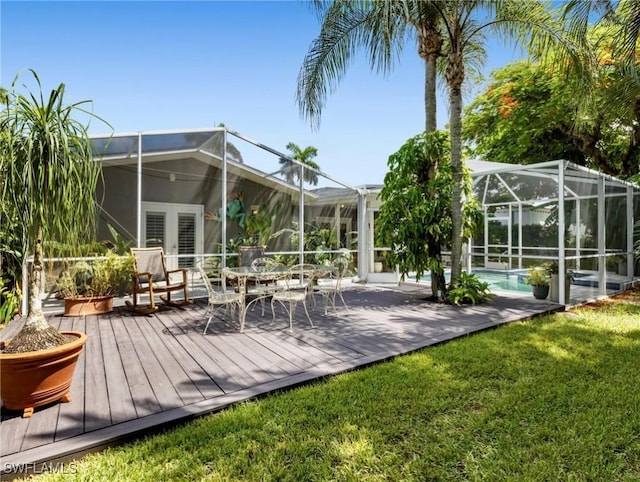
[[332, 257, 350, 279], [286, 263, 317, 290], [198, 264, 222, 301], [238, 246, 265, 267], [131, 247, 167, 282]]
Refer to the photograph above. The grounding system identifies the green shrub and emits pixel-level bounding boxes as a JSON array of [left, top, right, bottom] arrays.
[[525, 266, 550, 287], [58, 251, 134, 298], [446, 272, 494, 305]]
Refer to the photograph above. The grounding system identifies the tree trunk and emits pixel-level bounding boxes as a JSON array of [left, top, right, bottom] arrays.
[[447, 50, 465, 284], [419, 21, 444, 298], [423, 53, 438, 133], [449, 89, 464, 282], [2, 227, 67, 354]]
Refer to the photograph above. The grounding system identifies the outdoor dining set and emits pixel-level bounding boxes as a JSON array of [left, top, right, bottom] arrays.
[[125, 246, 350, 334]]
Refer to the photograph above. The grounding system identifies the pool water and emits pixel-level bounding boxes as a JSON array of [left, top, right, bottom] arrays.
[[408, 269, 531, 294]]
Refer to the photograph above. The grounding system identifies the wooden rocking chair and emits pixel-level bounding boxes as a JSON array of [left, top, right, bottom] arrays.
[[125, 247, 192, 314]]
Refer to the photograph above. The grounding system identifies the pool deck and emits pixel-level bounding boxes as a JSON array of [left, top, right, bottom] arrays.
[[0, 283, 562, 480]]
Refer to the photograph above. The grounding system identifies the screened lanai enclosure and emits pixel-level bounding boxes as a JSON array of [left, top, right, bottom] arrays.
[[468, 159, 640, 305], [28, 128, 640, 312], [91, 128, 367, 276]]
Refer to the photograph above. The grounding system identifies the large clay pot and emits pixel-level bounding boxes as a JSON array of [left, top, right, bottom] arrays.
[[0, 331, 87, 418], [64, 295, 113, 317]]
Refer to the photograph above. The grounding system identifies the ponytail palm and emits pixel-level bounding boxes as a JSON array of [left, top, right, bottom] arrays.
[[0, 70, 107, 353]]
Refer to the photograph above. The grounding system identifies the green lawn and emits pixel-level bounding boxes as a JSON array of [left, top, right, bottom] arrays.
[[23, 295, 640, 481]]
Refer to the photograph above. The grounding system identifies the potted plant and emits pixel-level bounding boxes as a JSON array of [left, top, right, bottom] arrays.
[[58, 250, 134, 316], [0, 70, 109, 417], [525, 266, 550, 300]]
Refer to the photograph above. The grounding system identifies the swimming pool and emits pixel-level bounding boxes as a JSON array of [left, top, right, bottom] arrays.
[[407, 269, 531, 294]]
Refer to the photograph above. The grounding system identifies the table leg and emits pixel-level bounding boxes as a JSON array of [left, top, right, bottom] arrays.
[[238, 277, 247, 333]]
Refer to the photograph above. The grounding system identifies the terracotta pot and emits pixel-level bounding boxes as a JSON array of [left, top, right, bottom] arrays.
[[64, 295, 113, 317], [0, 331, 87, 418]]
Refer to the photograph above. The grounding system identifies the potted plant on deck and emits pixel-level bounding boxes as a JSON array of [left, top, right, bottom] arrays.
[[58, 250, 134, 316], [525, 266, 550, 300], [0, 70, 109, 417]]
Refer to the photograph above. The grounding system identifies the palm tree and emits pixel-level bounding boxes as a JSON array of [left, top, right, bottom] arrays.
[[0, 70, 108, 353], [298, 0, 576, 288], [279, 142, 321, 186], [431, 0, 574, 283], [298, 0, 453, 294], [298, 1, 440, 133]]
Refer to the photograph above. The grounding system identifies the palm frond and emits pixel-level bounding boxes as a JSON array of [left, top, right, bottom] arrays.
[[296, 0, 411, 128]]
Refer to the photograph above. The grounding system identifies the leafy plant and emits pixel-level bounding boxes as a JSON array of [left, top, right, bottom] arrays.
[[0, 69, 110, 353], [525, 266, 550, 287], [446, 272, 494, 306], [272, 221, 339, 264], [0, 180, 24, 324], [103, 223, 134, 255], [0, 275, 20, 326], [219, 234, 252, 268], [58, 251, 133, 298], [378, 131, 481, 298], [244, 203, 282, 247], [542, 261, 575, 282]]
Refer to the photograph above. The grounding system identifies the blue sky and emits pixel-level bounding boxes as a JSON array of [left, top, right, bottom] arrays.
[[1, 1, 525, 186]]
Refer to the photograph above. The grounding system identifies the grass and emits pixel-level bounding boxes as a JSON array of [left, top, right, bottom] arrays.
[[22, 292, 640, 481]]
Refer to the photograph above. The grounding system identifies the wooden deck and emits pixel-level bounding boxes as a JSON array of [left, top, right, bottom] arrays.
[[0, 284, 561, 479]]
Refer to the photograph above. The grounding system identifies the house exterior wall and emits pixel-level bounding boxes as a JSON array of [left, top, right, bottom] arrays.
[[97, 156, 302, 256]]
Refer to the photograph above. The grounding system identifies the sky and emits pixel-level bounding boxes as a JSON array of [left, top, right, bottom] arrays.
[[1, 1, 526, 186]]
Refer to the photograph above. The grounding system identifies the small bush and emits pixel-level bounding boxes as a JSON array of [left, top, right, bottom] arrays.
[[58, 251, 134, 298], [446, 271, 494, 305], [525, 266, 550, 287]]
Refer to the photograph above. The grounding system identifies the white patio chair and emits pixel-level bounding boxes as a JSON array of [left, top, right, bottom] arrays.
[[315, 256, 350, 315], [198, 264, 243, 334], [270, 263, 317, 330]]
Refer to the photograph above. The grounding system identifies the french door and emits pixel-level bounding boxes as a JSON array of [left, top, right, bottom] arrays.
[[142, 202, 203, 269]]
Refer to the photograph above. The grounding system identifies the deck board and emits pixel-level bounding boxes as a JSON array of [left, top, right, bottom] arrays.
[[55, 315, 87, 441], [150, 311, 224, 400], [0, 284, 562, 479], [122, 315, 183, 412], [83, 315, 112, 432], [157, 312, 243, 394], [110, 316, 161, 417], [98, 312, 137, 425], [136, 316, 205, 406]]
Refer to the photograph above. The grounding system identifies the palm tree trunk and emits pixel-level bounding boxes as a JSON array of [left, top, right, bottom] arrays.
[[425, 56, 438, 133], [420, 21, 445, 298], [447, 46, 465, 284], [424, 54, 446, 298], [449, 87, 464, 282]]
